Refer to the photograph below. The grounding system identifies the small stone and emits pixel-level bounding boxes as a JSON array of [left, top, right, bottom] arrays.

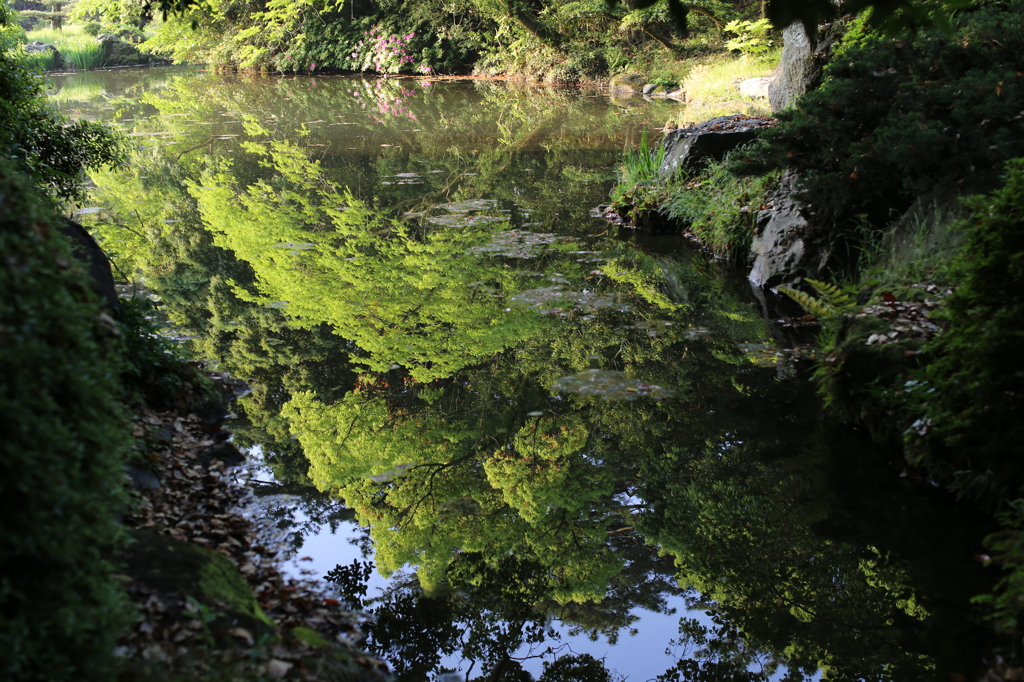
[[266, 659, 293, 678]]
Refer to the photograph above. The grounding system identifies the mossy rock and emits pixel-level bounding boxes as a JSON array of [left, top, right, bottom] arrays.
[[121, 530, 274, 637], [609, 73, 647, 92]]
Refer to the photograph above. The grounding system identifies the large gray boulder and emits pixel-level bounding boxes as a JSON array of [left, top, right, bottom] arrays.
[[24, 41, 64, 68], [748, 170, 830, 289], [97, 34, 147, 66], [659, 115, 774, 178], [58, 218, 120, 311], [768, 21, 842, 113]]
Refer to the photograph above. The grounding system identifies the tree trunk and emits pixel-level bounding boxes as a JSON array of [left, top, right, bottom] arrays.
[[49, 3, 63, 30]]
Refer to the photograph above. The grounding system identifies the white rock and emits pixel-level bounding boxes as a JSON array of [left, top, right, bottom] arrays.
[[738, 77, 773, 99]]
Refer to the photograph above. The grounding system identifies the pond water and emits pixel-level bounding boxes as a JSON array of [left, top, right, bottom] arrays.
[[55, 66, 996, 682]]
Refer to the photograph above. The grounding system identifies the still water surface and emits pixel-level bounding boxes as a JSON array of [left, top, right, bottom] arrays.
[[54, 66, 993, 681]]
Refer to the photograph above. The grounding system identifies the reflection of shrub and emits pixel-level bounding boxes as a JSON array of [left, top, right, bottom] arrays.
[[115, 298, 224, 415], [0, 158, 131, 681]]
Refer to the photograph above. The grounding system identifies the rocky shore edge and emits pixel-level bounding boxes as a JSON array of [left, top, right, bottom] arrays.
[[112, 365, 390, 681]]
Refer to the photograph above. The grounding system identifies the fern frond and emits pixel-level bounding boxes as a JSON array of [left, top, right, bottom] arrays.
[[806, 278, 854, 311], [779, 279, 857, 319], [778, 284, 837, 317]]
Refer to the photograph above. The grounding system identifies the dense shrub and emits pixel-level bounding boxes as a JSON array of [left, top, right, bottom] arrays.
[[903, 158, 1024, 502], [732, 3, 1024, 235], [0, 158, 131, 681], [0, 12, 124, 202]]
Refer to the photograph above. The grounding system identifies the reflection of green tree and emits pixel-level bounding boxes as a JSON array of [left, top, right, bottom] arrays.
[[635, 435, 982, 680], [74, 75, 996, 680], [195, 138, 550, 380]]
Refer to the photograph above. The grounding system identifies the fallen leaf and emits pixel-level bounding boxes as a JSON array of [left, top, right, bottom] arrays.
[[228, 627, 254, 644]]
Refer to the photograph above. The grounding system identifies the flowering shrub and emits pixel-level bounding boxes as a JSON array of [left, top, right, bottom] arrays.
[[346, 25, 432, 74]]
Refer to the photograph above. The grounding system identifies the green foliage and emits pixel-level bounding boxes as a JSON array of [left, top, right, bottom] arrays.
[[0, 157, 131, 681], [723, 18, 772, 55], [974, 500, 1024, 633], [663, 152, 779, 259], [0, 25, 124, 202], [903, 158, 1024, 501], [83, 21, 102, 35], [732, 4, 1024, 239], [139, 0, 497, 73], [539, 653, 614, 682]]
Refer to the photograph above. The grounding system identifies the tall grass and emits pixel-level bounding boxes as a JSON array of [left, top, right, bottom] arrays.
[[25, 25, 108, 69], [616, 129, 666, 191], [675, 49, 780, 123], [23, 47, 57, 71], [854, 199, 965, 286]]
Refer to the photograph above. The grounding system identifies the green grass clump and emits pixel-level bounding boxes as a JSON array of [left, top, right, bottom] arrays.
[[614, 129, 667, 197], [25, 25, 108, 69], [665, 151, 780, 259], [610, 139, 780, 261]]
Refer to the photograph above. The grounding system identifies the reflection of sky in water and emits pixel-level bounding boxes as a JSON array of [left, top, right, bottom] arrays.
[[249, 449, 697, 681], [282, 506, 696, 682], [57, 68, 994, 682]]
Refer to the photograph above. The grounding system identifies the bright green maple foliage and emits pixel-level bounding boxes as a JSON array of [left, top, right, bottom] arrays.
[[194, 137, 545, 382]]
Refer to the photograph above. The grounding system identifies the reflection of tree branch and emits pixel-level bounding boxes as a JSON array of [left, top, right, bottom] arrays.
[[393, 454, 477, 523], [174, 136, 215, 161]]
